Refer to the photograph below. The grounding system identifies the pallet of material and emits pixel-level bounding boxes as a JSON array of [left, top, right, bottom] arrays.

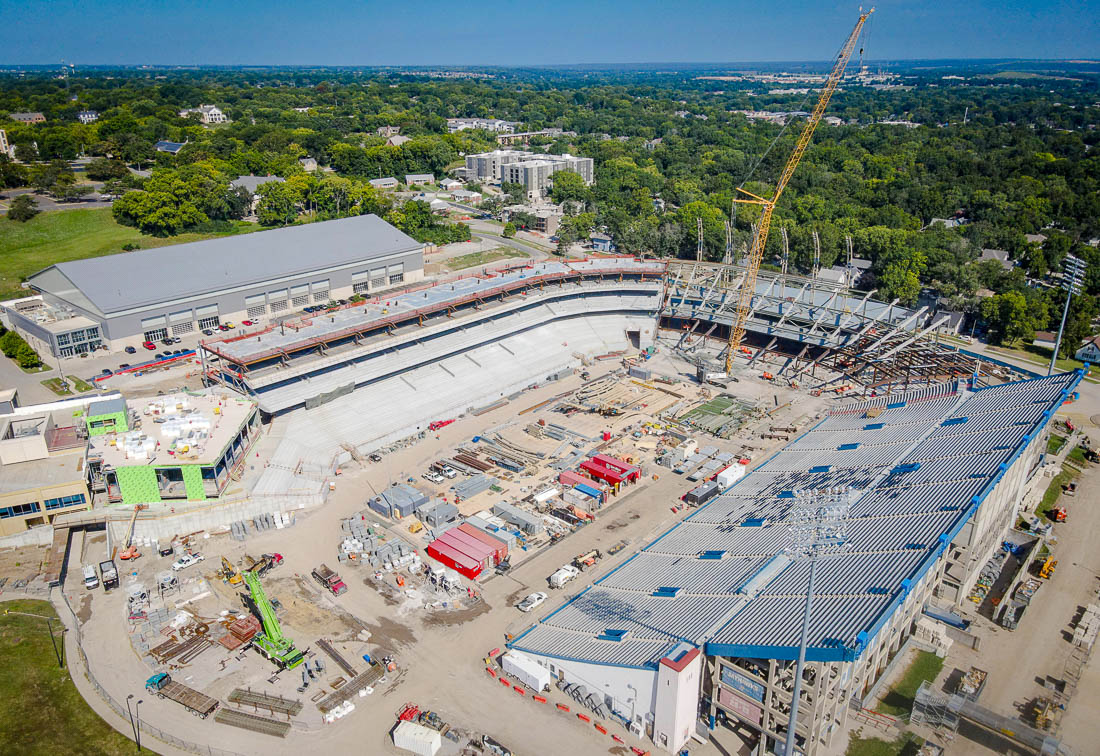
[[214, 708, 292, 738], [317, 664, 383, 713], [228, 688, 304, 716]]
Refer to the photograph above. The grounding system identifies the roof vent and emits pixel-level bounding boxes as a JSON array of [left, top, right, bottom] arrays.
[[652, 586, 681, 598], [597, 629, 630, 642]]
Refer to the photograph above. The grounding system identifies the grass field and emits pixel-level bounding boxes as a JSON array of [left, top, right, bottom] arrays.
[[876, 651, 944, 718], [1038, 467, 1080, 520], [1047, 434, 1067, 454], [0, 598, 134, 755], [846, 733, 922, 756], [0, 208, 261, 300], [986, 343, 1095, 382], [442, 247, 528, 271]]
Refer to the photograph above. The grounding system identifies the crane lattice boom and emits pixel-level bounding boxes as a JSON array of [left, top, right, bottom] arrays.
[[725, 9, 873, 374]]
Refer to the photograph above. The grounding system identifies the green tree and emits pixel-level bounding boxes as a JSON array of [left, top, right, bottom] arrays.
[[0, 331, 23, 357], [14, 342, 40, 369], [549, 170, 589, 205], [502, 222, 517, 238], [6, 194, 40, 222], [255, 181, 298, 226], [501, 182, 526, 204], [981, 291, 1039, 346], [0, 155, 28, 188], [112, 188, 206, 235], [85, 158, 129, 181], [52, 184, 94, 203]]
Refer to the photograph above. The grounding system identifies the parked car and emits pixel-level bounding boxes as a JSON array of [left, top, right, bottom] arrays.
[[171, 553, 205, 572], [142, 341, 156, 350], [422, 471, 445, 484], [119, 364, 130, 370], [217, 324, 230, 331], [124, 346, 137, 354], [161, 337, 173, 345], [241, 320, 254, 326], [516, 592, 547, 613], [101, 368, 113, 375], [439, 465, 458, 479], [224, 322, 236, 329], [170, 337, 182, 344], [201, 328, 214, 336]]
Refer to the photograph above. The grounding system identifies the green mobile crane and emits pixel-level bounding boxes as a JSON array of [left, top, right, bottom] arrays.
[[243, 570, 305, 669]]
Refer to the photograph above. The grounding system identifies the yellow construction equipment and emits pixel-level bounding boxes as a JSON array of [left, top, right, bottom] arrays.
[[1039, 556, 1057, 579], [724, 8, 874, 374], [220, 556, 242, 585]]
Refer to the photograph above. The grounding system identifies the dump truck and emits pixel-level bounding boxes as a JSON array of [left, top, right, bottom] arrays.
[[98, 559, 118, 591], [312, 564, 347, 596], [145, 673, 219, 718]]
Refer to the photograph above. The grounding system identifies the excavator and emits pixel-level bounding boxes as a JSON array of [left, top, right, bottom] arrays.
[[242, 570, 304, 669], [219, 556, 243, 585], [117, 504, 147, 560]]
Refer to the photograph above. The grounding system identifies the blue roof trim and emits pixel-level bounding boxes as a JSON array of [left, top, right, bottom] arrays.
[[809, 465, 831, 473], [705, 642, 856, 663], [597, 629, 630, 642], [864, 423, 885, 430], [699, 550, 726, 560], [741, 518, 766, 527], [653, 586, 682, 597], [837, 443, 860, 450]]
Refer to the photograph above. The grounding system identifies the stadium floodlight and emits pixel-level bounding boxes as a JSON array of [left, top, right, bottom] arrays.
[[782, 487, 853, 756], [1049, 254, 1086, 376]]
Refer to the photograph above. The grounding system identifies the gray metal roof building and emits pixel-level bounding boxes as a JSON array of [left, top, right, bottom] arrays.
[[510, 370, 1083, 754], [18, 215, 424, 355]]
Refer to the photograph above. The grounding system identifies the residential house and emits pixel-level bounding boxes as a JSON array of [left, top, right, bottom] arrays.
[[933, 310, 966, 335], [440, 178, 463, 191], [230, 175, 286, 215], [980, 249, 1013, 271], [377, 125, 401, 137], [590, 234, 615, 252], [293, 106, 311, 113], [299, 157, 319, 172], [0, 129, 9, 158], [369, 177, 399, 190], [1075, 335, 1100, 363], [451, 189, 482, 205], [386, 134, 411, 147], [644, 138, 663, 151], [77, 110, 99, 124], [179, 104, 229, 125], [1025, 233, 1048, 245], [154, 140, 186, 154], [1032, 331, 1057, 350], [8, 112, 45, 124], [405, 173, 434, 186]]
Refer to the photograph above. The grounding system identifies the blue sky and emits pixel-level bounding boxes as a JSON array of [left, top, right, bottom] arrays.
[[2, 0, 1097, 66]]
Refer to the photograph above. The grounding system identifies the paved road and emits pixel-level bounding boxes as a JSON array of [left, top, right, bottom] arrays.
[[0, 185, 113, 215]]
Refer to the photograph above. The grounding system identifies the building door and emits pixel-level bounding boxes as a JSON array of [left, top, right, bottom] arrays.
[[144, 327, 167, 342]]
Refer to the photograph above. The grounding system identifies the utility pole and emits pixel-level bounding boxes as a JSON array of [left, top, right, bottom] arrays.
[[1048, 254, 1086, 376], [4, 609, 64, 667], [783, 488, 852, 756]]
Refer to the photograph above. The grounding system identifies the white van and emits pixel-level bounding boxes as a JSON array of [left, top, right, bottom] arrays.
[[82, 564, 99, 590]]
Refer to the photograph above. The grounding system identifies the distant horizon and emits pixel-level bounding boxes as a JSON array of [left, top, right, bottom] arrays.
[[2, 1, 1097, 69], [1, 57, 1097, 72]]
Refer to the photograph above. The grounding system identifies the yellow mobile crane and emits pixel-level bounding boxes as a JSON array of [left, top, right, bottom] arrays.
[[725, 8, 874, 375]]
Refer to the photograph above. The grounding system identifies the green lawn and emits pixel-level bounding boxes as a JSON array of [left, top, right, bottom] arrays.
[[846, 733, 922, 756], [1067, 446, 1088, 466], [1047, 434, 1067, 455], [0, 599, 134, 755], [876, 651, 944, 718], [986, 343, 1096, 382], [0, 208, 261, 300], [1039, 468, 1080, 520], [442, 247, 528, 271]]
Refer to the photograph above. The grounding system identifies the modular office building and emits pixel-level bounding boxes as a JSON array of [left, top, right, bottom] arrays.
[[9, 215, 423, 356], [510, 371, 1082, 754]]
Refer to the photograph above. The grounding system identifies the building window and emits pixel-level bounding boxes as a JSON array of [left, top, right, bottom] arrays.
[[246, 305, 267, 318], [71, 329, 87, 343], [198, 316, 220, 330], [44, 493, 86, 511], [171, 322, 194, 336], [389, 273, 404, 285], [56, 332, 71, 346], [353, 281, 370, 294], [312, 290, 329, 303], [59, 346, 74, 358], [291, 294, 309, 307], [143, 327, 167, 342], [370, 276, 385, 289], [85, 327, 100, 340], [269, 300, 288, 313], [0, 502, 39, 519]]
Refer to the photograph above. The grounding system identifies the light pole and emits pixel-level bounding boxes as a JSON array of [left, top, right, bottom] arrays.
[[1049, 254, 1086, 376], [134, 698, 144, 752], [4, 609, 64, 668], [125, 694, 137, 744], [782, 488, 852, 756]]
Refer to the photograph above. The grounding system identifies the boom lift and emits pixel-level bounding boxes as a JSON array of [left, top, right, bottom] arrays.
[[117, 504, 147, 560], [242, 570, 305, 669], [724, 8, 874, 374]]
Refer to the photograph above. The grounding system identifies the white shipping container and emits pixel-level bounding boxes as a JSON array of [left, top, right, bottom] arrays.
[[392, 720, 442, 756], [502, 650, 552, 692], [716, 464, 746, 489]]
